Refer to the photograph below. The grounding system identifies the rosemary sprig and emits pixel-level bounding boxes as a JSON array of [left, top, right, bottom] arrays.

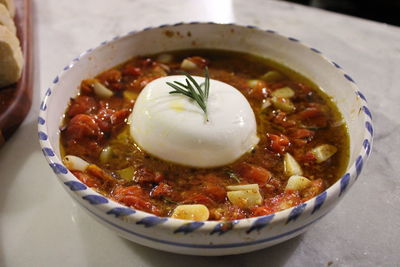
[[166, 67, 210, 121]]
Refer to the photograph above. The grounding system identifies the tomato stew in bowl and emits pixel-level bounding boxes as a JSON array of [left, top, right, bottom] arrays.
[[60, 49, 349, 221]]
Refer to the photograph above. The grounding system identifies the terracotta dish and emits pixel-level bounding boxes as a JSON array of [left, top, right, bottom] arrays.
[[0, 0, 33, 145]]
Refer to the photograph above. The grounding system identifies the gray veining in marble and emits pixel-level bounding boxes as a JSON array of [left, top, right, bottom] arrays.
[[0, 0, 399, 266]]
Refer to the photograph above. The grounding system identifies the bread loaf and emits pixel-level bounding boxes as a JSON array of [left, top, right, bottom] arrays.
[[0, 0, 14, 17], [0, 25, 23, 87], [0, 3, 16, 34]]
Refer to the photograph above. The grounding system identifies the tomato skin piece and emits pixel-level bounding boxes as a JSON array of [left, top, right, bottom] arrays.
[[252, 205, 275, 217], [64, 114, 104, 159], [267, 133, 290, 154], [94, 106, 130, 134], [238, 163, 272, 185], [67, 96, 98, 118], [153, 172, 165, 183], [247, 80, 269, 100], [122, 65, 142, 77], [290, 128, 315, 139], [113, 185, 161, 215], [64, 141, 102, 161], [292, 139, 307, 147], [119, 195, 161, 215], [186, 174, 226, 202], [296, 106, 328, 128], [187, 56, 209, 68], [289, 128, 315, 147], [95, 106, 114, 133], [301, 152, 317, 163], [99, 97, 129, 111], [96, 69, 123, 91], [223, 204, 247, 220], [297, 107, 322, 119], [135, 167, 165, 184], [72, 170, 101, 188], [66, 114, 103, 142], [268, 191, 302, 211], [86, 164, 115, 184], [273, 111, 296, 127], [139, 58, 156, 68], [79, 79, 98, 95], [110, 109, 130, 126], [98, 69, 122, 85], [113, 185, 142, 197], [180, 192, 216, 206], [72, 166, 114, 188], [302, 179, 324, 200], [151, 183, 173, 199], [264, 177, 284, 195], [117, 195, 143, 207], [128, 76, 158, 92], [202, 183, 226, 202]]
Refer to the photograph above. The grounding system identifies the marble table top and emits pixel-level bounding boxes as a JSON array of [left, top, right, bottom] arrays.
[[1, 0, 399, 266]]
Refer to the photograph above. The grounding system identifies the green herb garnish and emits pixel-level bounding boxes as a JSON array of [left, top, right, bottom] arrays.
[[166, 67, 210, 121], [163, 197, 178, 205], [226, 170, 241, 183]]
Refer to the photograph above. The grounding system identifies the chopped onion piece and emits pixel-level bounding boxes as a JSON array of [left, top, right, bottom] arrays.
[[123, 90, 138, 101], [93, 81, 113, 98], [227, 184, 262, 209], [284, 153, 303, 176], [180, 58, 198, 70], [115, 127, 131, 142], [116, 167, 135, 181], [260, 70, 285, 82], [261, 99, 271, 110], [285, 175, 312, 191], [157, 53, 173, 64], [152, 66, 168, 76], [227, 183, 259, 191], [158, 63, 170, 73], [331, 120, 345, 128], [279, 200, 293, 210], [171, 204, 210, 221], [247, 79, 262, 88], [310, 144, 338, 163], [227, 189, 262, 209], [271, 87, 295, 98], [271, 96, 295, 113], [99, 146, 112, 164], [63, 155, 89, 171]]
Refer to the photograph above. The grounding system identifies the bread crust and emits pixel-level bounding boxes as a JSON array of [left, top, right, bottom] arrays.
[[0, 3, 16, 34], [0, 0, 15, 17], [0, 24, 23, 87]]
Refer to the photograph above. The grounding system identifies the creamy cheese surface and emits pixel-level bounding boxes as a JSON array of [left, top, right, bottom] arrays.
[[128, 75, 259, 168]]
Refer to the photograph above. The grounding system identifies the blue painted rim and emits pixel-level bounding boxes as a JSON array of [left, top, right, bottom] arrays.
[[82, 201, 328, 249]]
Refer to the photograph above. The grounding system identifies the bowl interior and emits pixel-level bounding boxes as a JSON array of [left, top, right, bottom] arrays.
[[45, 24, 365, 171]]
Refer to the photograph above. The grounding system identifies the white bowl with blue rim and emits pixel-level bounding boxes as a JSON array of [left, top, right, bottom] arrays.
[[38, 23, 373, 256]]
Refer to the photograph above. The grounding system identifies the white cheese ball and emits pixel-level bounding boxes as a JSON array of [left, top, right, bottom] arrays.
[[129, 75, 259, 168]]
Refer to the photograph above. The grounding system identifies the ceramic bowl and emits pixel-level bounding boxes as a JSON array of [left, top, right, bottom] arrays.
[[38, 23, 373, 256]]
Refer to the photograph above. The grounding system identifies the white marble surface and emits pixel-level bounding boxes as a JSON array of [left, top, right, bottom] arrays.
[[0, 0, 399, 266]]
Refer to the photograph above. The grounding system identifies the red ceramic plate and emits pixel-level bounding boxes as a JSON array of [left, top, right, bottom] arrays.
[[0, 0, 33, 145]]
